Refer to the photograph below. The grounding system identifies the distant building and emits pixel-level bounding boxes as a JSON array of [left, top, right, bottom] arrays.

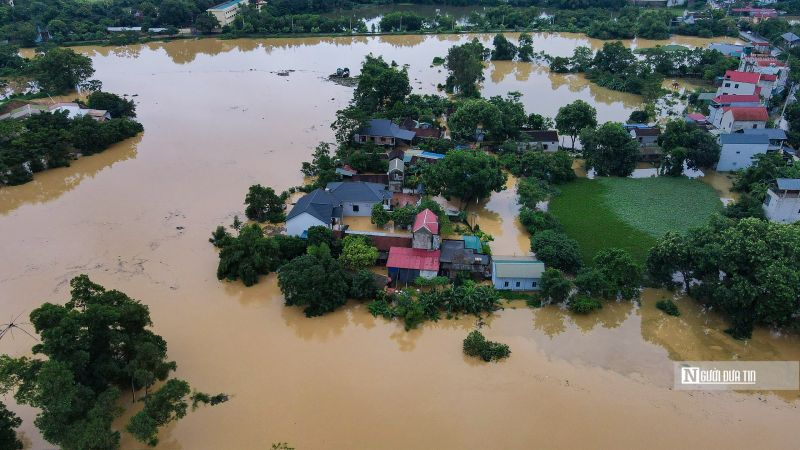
[[0, 102, 110, 121], [387, 156, 404, 193], [763, 178, 800, 223], [207, 0, 249, 27], [718, 106, 768, 133], [491, 256, 545, 291], [717, 71, 760, 97], [742, 127, 788, 150], [629, 126, 661, 147], [516, 129, 559, 152], [717, 133, 770, 171], [412, 208, 439, 250], [354, 119, 416, 147], [782, 32, 800, 49], [400, 118, 443, 140], [708, 94, 762, 127], [438, 238, 490, 279], [326, 181, 392, 217], [709, 43, 751, 58]]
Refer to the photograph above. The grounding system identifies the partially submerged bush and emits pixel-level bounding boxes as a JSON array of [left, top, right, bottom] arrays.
[[463, 330, 511, 362], [569, 296, 602, 314], [656, 299, 680, 316]]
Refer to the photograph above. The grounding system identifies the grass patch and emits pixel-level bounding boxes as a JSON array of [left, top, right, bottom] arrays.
[[549, 179, 656, 264], [597, 177, 723, 238], [548, 177, 722, 265]]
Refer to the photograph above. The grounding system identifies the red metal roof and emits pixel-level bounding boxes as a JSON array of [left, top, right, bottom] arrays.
[[724, 70, 761, 84], [760, 73, 778, 82], [686, 113, 707, 122], [723, 106, 769, 121], [712, 94, 760, 104], [386, 247, 440, 271], [755, 59, 785, 67], [412, 208, 439, 234]]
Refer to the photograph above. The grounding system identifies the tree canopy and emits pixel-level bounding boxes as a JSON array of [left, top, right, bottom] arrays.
[[278, 244, 350, 317], [580, 122, 640, 177], [244, 184, 287, 223], [444, 39, 487, 97], [555, 100, 597, 150], [421, 149, 507, 205]]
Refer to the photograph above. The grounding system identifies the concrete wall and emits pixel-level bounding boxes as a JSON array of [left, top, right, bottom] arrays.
[[492, 276, 541, 291], [717, 142, 770, 171], [286, 213, 326, 237], [716, 81, 757, 97], [412, 229, 433, 250], [517, 141, 559, 152], [763, 190, 800, 223], [342, 201, 377, 217], [719, 112, 766, 133]]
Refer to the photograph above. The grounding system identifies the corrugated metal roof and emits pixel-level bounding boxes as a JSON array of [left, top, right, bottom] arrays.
[[723, 106, 768, 122], [326, 181, 392, 202], [742, 128, 787, 140], [719, 133, 771, 145], [359, 119, 416, 141], [286, 188, 339, 223], [776, 178, 800, 190], [386, 247, 440, 271], [463, 235, 482, 252], [413, 209, 439, 234], [724, 70, 761, 84], [492, 258, 545, 278]]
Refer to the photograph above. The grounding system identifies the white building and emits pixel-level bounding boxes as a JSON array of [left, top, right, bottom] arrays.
[[718, 106, 768, 133], [717, 133, 770, 171], [763, 178, 800, 223], [708, 94, 762, 128], [285, 182, 391, 237], [716, 70, 760, 97], [207, 0, 249, 27]]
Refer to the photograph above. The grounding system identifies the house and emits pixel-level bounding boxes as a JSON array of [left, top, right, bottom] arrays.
[[718, 106, 768, 133], [354, 119, 416, 147], [412, 208, 439, 250], [717, 133, 771, 171], [438, 238, 490, 279], [207, 0, 249, 26], [742, 127, 788, 149], [387, 156, 404, 193], [335, 165, 357, 178], [739, 31, 771, 52], [717, 71, 760, 97], [782, 32, 800, 49], [731, 7, 778, 22], [0, 102, 110, 122], [516, 129, 560, 152], [386, 247, 441, 284], [709, 43, 751, 58], [400, 118, 443, 140], [285, 181, 391, 236], [629, 127, 660, 146], [740, 57, 789, 94], [491, 256, 545, 291], [285, 188, 342, 237], [326, 181, 391, 216], [763, 178, 800, 223], [708, 94, 761, 127]]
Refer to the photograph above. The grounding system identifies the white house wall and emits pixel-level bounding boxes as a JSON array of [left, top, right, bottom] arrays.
[[286, 213, 326, 237], [717, 142, 770, 171]]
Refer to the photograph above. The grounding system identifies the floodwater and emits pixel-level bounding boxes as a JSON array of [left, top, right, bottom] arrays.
[[2, 34, 799, 449]]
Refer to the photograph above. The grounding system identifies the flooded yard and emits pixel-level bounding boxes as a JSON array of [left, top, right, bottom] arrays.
[[1, 34, 799, 449]]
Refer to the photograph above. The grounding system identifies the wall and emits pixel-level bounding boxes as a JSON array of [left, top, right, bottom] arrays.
[[719, 112, 765, 133], [342, 201, 376, 217], [763, 190, 800, 223], [716, 81, 757, 97], [286, 212, 326, 236], [716, 142, 770, 171], [492, 276, 540, 291], [412, 229, 433, 250]]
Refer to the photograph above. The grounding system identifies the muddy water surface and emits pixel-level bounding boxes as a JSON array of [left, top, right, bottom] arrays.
[[2, 35, 799, 449]]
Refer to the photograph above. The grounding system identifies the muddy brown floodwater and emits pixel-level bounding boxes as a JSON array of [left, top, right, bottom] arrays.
[[2, 34, 799, 449]]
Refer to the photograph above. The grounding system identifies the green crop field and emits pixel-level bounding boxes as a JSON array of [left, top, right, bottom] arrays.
[[548, 177, 723, 264]]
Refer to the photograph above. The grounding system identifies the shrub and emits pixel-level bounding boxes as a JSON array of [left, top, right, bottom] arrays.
[[462, 330, 511, 362], [656, 299, 680, 316], [569, 296, 602, 314]]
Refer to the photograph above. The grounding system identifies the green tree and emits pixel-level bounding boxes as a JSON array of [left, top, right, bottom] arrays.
[[491, 33, 518, 60], [593, 248, 641, 299], [657, 120, 720, 170], [352, 55, 411, 115], [371, 202, 391, 227], [555, 100, 597, 150], [448, 98, 501, 141], [421, 149, 507, 205], [526, 113, 553, 130], [86, 92, 137, 118], [540, 268, 572, 303], [391, 204, 417, 229], [517, 33, 534, 62], [31, 48, 94, 95], [278, 244, 350, 317], [463, 330, 511, 362], [0, 402, 22, 450], [195, 12, 220, 33], [530, 230, 582, 274], [580, 122, 639, 177], [126, 379, 190, 447], [244, 184, 287, 223], [158, 0, 195, 27], [216, 224, 279, 286], [349, 269, 378, 300], [445, 39, 486, 97], [338, 235, 378, 271], [301, 142, 339, 188]]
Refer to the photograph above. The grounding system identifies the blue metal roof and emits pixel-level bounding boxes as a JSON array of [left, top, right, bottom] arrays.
[[776, 178, 800, 190], [463, 235, 482, 253], [419, 151, 445, 160], [209, 0, 245, 10], [719, 133, 770, 145], [359, 119, 416, 141], [742, 128, 788, 140]]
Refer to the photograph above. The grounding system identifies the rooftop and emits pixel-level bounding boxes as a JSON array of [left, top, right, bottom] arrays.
[[492, 257, 545, 279], [712, 94, 761, 104], [208, 0, 247, 10], [359, 119, 416, 141], [412, 208, 439, 235], [462, 235, 482, 253], [632, 127, 661, 137], [723, 106, 768, 122], [742, 128, 787, 140], [520, 129, 559, 142], [326, 181, 392, 203], [724, 70, 761, 84], [286, 188, 340, 223], [386, 247, 440, 271], [776, 178, 800, 191], [783, 32, 800, 43], [719, 133, 771, 145]]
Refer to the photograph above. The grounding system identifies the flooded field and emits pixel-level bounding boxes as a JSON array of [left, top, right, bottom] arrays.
[[2, 34, 799, 449]]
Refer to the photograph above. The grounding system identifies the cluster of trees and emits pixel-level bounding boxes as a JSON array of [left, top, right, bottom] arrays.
[[443, 38, 488, 97], [646, 216, 800, 339], [447, 94, 526, 141], [244, 184, 288, 223], [657, 120, 721, 176], [0, 96, 143, 186], [368, 280, 501, 330], [489, 33, 536, 62], [1, 46, 96, 95], [539, 247, 642, 313], [463, 330, 510, 362], [0, 275, 225, 449], [420, 148, 507, 205]]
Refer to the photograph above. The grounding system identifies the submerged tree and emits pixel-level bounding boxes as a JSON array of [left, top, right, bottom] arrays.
[[445, 39, 487, 97], [555, 100, 597, 150], [244, 184, 288, 223]]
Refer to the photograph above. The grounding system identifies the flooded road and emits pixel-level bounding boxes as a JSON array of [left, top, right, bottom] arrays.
[[2, 34, 799, 449]]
